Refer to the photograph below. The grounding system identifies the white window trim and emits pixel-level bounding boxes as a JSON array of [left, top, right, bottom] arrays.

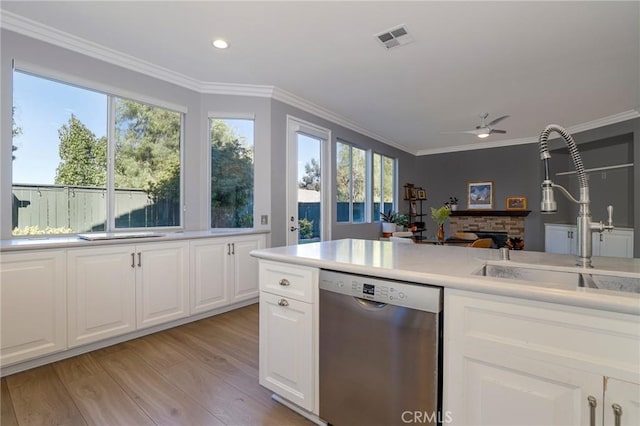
[[372, 152, 398, 222], [207, 114, 256, 230], [336, 139, 370, 224]]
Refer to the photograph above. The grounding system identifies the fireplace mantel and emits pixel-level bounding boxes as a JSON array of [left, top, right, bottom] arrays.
[[451, 210, 531, 217]]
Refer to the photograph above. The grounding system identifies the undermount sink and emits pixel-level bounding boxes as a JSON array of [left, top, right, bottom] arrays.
[[474, 264, 640, 294]]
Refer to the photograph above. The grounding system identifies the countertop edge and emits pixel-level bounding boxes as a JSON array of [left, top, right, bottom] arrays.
[[1, 229, 270, 252], [251, 250, 640, 316]]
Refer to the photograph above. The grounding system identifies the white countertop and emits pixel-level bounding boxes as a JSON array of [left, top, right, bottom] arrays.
[[251, 239, 640, 315], [0, 229, 269, 252]]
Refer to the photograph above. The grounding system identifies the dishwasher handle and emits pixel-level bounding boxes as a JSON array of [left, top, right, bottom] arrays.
[[354, 297, 387, 310]]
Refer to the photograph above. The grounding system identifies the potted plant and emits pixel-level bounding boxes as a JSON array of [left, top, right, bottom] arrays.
[[381, 210, 400, 236], [431, 206, 452, 241], [445, 197, 459, 211]]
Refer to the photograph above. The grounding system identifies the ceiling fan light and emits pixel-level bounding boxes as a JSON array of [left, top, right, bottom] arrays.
[[477, 131, 490, 138]]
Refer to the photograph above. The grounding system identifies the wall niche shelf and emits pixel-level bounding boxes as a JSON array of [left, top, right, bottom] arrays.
[[451, 210, 531, 217]]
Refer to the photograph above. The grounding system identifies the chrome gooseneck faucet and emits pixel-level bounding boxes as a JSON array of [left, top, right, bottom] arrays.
[[538, 124, 614, 268]]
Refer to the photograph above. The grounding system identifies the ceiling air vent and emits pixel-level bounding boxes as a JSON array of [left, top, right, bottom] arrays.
[[375, 25, 414, 50]]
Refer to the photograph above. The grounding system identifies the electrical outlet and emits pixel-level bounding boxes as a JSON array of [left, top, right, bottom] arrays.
[[261, 215, 268, 225]]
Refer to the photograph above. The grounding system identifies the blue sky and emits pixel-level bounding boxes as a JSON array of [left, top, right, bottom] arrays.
[[12, 71, 107, 184]]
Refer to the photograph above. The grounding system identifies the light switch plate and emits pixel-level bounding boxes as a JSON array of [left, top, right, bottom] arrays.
[[261, 215, 268, 225]]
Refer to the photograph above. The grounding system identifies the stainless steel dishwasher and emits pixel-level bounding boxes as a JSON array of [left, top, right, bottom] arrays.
[[319, 269, 443, 426]]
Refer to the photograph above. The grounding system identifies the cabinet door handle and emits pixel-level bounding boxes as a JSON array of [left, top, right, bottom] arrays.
[[231, 243, 235, 255], [600, 233, 604, 242], [612, 403, 622, 426], [588, 396, 597, 426], [227, 243, 231, 255], [277, 298, 289, 307], [137, 252, 142, 267], [279, 278, 290, 287], [131, 253, 135, 268]]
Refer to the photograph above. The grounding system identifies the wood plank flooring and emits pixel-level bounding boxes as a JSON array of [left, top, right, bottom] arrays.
[[1, 304, 311, 426]]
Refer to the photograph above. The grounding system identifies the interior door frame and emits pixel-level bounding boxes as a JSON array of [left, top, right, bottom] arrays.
[[286, 115, 332, 245]]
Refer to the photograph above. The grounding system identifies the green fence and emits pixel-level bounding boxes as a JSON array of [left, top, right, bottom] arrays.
[[12, 184, 179, 233]]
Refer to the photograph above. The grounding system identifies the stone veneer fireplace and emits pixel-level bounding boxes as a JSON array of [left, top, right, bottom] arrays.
[[449, 210, 530, 241]]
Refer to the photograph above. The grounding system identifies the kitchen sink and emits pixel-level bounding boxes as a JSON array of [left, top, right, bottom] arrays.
[[474, 264, 640, 294]]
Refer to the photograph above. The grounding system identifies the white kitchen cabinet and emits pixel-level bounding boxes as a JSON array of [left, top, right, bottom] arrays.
[[604, 378, 640, 426], [136, 241, 189, 329], [190, 234, 265, 314], [230, 234, 265, 303], [445, 289, 640, 426], [592, 228, 634, 258], [259, 260, 318, 414], [544, 223, 577, 254], [1, 250, 66, 366], [67, 246, 136, 347], [67, 241, 189, 343], [546, 223, 634, 258]]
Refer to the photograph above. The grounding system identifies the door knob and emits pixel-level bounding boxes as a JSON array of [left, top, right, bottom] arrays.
[[290, 226, 298, 232]]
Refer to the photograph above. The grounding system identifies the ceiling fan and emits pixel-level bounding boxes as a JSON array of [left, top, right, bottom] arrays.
[[443, 113, 510, 138]]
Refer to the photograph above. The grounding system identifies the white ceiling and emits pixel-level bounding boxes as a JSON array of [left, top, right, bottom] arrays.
[[2, 1, 639, 155]]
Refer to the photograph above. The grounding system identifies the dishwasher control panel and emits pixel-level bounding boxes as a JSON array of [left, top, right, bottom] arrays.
[[319, 269, 441, 313]]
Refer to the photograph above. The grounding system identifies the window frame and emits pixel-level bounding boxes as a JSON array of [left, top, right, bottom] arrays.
[[11, 66, 186, 235], [336, 139, 370, 224], [372, 152, 397, 222], [207, 113, 256, 230]]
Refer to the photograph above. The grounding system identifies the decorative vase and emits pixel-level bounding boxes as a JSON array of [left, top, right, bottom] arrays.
[[382, 222, 396, 236], [450, 204, 458, 211], [437, 223, 445, 241]]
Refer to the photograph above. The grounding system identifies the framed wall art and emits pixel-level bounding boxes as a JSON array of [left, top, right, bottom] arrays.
[[506, 196, 527, 210], [467, 181, 493, 209]]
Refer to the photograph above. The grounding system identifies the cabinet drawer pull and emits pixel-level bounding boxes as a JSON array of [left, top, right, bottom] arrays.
[[279, 278, 290, 287], [612, 403, 622, 426], [131, 253, 135, 268], [588, 395, 597, 426], [278, 298, 289, 307]]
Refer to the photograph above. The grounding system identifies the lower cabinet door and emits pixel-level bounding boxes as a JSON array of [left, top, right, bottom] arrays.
[[231, 235, 265, 303], [136, 242, 189, 329], [67, 246, 136, 347], [604, 378, 640, 426], [1, 251, 66, 366], [259, 291, 313, 411], [459, 356, 603, 426], [190, 239, 230, 314]]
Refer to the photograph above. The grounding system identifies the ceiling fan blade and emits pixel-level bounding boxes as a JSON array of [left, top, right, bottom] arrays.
[[441, 130, 478, 135], [491, 129, 507, 134], [488, 115, 509, 127]]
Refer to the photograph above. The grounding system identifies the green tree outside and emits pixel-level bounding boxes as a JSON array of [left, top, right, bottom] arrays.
[[55, 114, 107, 186], [210, 119, 254, 228]]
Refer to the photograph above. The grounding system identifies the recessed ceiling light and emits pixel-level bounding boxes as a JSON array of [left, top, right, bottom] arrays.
[[212, 39, 229, 49]]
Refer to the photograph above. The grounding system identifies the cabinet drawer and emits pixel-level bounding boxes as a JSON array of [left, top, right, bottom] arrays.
[[259, 261, 318, 303]]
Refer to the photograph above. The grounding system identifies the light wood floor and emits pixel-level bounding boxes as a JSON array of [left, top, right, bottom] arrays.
[[1, 304, 311, 426]]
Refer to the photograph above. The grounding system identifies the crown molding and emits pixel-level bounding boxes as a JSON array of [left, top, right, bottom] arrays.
[[416, 109, 640, 156], [271, 87, 414, 154], [199, 81, 275, 97], [0, 10, 204, 92]]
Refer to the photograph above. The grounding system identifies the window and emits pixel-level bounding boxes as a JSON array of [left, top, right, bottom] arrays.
[[209, 117, 254, 228], [11, 70, 183, 236], [373, 153, 396, 221], [336, 141, 367, 223]]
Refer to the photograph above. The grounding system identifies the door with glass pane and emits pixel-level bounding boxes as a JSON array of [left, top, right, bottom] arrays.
[[286, 117, 330, 245]]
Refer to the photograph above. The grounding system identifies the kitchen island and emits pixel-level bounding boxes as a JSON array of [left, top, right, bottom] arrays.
[[251, 239, 640, 426]]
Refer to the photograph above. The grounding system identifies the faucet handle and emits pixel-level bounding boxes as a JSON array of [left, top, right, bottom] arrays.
[[606, 205, 614, 229]]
